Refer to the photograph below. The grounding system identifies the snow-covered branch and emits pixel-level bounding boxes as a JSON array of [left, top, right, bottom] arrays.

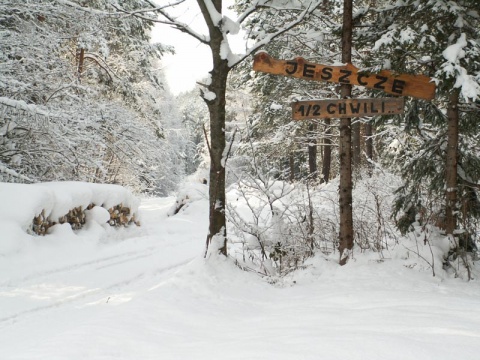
[[112, 2, 209, 44], [55, 0, 116, 15], [230, 1, 323, 68]]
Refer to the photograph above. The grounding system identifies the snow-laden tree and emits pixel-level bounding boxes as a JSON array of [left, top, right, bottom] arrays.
[[0, 0, 184, 194], [113, 0, 326, 256], [229, 0, 342, 184], [357, 1, 480, 246], [176, 87, 211, 175]]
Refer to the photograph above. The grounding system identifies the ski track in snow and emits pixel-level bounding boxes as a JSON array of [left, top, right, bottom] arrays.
[[0, 246, 156, 287], [1, 195, 480, 359], [0, 255, 193, 325], [0, 196, 204, 334]]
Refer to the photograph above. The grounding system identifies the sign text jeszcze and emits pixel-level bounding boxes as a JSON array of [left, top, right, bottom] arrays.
[[253, 52, 436, 100]]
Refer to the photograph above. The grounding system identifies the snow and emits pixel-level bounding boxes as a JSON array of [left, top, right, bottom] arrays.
[[0, 97, 49, 116], [442, 33, 467, 63], [441, 33, 480, 100], [270, 102, 283, 110], [203, 90, 217, 101], [0, 182, 139, 256], [219, 35, 242, 67], [1, 180, 480, 359], [222, 15, 240, 35], [203, 0, 223, 27]]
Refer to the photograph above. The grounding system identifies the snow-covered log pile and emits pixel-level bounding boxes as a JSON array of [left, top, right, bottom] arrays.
[[0, 182, 140, 236]]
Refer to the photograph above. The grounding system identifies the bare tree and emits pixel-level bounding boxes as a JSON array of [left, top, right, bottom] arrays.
[[115, 0, 323, 256]]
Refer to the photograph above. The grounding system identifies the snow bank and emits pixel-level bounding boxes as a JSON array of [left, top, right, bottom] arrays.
[[0, 182, 139, 256], [1, 192, 480, 360], [167, 175, 208, 217]]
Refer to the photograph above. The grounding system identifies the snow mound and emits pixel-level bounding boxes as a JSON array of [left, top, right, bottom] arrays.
[[0, 182, 140, 256], [168, 178, 208, 217]]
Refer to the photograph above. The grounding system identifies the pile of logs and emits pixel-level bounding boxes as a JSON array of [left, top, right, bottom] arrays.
[[32, 210, 50, 236], [32, 203, 139, 236], [107, 204, 140, 227]]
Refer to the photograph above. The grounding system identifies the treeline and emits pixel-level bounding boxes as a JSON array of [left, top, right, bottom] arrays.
[[220, 0, 480, 270], [0, 0, 194, 195]]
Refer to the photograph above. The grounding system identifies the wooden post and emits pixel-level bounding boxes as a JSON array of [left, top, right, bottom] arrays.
[[338, 0, 354, 265]]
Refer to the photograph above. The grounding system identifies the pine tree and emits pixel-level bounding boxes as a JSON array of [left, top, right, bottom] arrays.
[[357, 1, 480, 244]]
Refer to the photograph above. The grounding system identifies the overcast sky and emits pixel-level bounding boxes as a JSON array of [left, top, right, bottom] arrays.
[[151, 0, 244, 95]]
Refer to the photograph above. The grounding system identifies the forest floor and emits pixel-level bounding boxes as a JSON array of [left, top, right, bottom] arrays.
[[1, 194, 480, 359]]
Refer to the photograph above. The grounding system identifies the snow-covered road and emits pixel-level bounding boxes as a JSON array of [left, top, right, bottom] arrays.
[[1, 196, 480, 359], [0, 197, 206, 358]]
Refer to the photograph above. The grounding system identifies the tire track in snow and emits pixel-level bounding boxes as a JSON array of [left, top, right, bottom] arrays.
[[0, 245, 157, 287], [0, 256, 194, 325]]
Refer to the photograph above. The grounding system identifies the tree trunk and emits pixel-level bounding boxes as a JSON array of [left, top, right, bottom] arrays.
[[365, 121, 373, 175], [445, 89, 459, 235], [352, 120, 361, 168], [321, 118, 331, 184], [338, 0, 354, 265], [204, 66, 228, 256], [289, 153, 295, 182], [76, 48, 85, 82], [308, 122, 318, 179], [198, 0, 229, 256]]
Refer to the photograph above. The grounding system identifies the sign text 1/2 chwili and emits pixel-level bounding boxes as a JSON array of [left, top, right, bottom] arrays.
[[253, 52, 436, 100], [292, 98, 405, 120]]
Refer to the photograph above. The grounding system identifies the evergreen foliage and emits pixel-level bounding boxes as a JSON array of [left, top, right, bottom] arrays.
[[356, 1, 480, 241], [230, 0, 342, 182]]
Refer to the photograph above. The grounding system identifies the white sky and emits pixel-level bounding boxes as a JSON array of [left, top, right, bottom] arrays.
[[151, 0, 244, 95]]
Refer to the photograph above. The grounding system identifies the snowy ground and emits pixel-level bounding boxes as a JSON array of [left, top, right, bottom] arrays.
[[1, 191, 480, 359]]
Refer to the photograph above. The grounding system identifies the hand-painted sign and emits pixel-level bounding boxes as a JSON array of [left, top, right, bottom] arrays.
[[292, 98, 405, 120], [253, 52, 435, 100]]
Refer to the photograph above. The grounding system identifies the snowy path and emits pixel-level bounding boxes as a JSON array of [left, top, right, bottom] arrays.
[[1, 196, 480, 359], [0, 197, 206, 358]]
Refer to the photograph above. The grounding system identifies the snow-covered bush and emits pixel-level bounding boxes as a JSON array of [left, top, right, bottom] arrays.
[[223, 165, 479, 279]]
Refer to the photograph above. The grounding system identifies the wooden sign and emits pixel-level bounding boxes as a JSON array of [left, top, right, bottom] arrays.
[[292, 98, 405, 120], [253, 52, 436, 100]]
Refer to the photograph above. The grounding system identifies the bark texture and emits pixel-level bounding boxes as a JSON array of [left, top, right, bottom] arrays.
[[445, 89, 459, 235], [352, 120, 361, 167], [198, 0, 229, 256], [365, 121, 373, 175], [321, 118, 332, 183], [338, 0, 354, 265], [308, 123, 318, 178]]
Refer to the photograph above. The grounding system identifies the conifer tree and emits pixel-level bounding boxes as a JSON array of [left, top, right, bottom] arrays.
[[357, 1, 480, 244]]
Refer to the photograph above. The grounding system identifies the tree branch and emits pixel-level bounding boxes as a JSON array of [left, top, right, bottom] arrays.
[[229, 1, 322, 68], [111, 2, 209, 44]]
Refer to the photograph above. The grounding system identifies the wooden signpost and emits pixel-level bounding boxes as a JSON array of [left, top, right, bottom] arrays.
[[253, 52, 436, 101], [292, 97, 405, 120], [250, 2, 436, 265]]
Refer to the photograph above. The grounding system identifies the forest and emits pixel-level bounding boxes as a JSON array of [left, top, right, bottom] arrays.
[[2, 1, 480, 358], [1, 0, 480, 276]]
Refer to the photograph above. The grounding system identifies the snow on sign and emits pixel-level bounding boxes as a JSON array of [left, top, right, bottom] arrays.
[[253, 52, 436, 100], [292, 98, 405, 120]]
